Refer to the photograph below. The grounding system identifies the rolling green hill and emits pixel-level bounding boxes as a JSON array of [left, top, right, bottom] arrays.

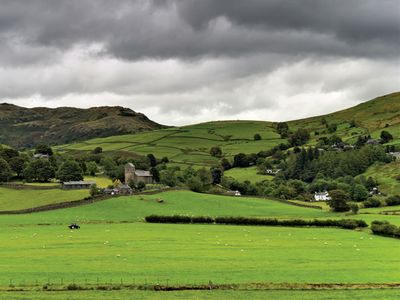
[[56, 92, 400, 168], [290, 92, 400, 145], [0, 103, 165, 148]]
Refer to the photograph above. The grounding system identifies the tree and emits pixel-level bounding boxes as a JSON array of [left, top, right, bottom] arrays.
[[187, 176, 205, 193], [24, 159, 55, 182], [100, 157, 118, 178], [289, 129, 310, 146], [380, 131, 393, 143], [276, 122, 289, 138], [86, 161, 99, 176], [92, 147, 103, 154], [352, 184, 369, 202], [136, 181, 146, 191], [254, 133, 261, 141], [233, 153, 250, 167], [9, 156, 26, 177], [35, 144, 53, 156], [220, 158, 232, 171], [209, 146, 222, 157], [328, 189, 350, 212], [90, 184, 102, 197], [0, 158, 12, 182], [150, 167, 160, 182], [210, 167, 223, 184], [147, 154, 157, 167], [350, 204, 359, 214], [57, 160, 83, 182], [0, 148, 19, 161]]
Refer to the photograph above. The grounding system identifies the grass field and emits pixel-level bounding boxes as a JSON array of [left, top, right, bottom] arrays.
[[0, 189, 400, 298], [225, 167, 274, 183], [1, 223, 399, 286], [0, 190, 340, 225], [0, 187, 89, 211]]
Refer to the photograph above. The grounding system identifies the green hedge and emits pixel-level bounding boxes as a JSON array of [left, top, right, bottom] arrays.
[[371, 221, 400, 238], [145, 215, 367, 230]]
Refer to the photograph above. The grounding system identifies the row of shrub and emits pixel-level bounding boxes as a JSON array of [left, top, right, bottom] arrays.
[[145, 215, 367, 229], [371, 221, 400, 238]]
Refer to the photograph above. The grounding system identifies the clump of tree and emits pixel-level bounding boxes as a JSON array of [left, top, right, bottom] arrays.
[[288, 129, 310, 147], [380, 130, 393, 143], [57, 160, 83, 182], [254, 133, 261, 141], [210, 146, 222, 158], [328, 189, 350, 212], [276, 122, 290, 138]]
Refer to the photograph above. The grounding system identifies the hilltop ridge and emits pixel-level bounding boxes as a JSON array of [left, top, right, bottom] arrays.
[[0, 104, 165, 148]]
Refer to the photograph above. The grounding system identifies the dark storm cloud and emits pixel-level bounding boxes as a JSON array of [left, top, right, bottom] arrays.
[[0, 0, 398, 125], [0, 0, 399, 63]]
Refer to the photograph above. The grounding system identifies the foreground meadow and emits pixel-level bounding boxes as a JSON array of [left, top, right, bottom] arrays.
[[1, 223, 399, 285], [0, 190, 399, 299]]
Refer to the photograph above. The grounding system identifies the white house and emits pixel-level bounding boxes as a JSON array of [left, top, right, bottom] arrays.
[[314, 191, 331, 201]]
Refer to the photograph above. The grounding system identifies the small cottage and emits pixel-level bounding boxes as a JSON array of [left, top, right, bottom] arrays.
[[314, 191, 331, 201]]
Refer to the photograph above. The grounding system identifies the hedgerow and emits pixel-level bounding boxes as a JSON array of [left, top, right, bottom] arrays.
[[145, 215, 367, 230]]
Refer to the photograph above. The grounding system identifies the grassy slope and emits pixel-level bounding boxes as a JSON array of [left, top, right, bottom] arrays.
[[0, 187, 89, 211], [290, 92, 400, 145], [56, 121, 285, 166], [0, 190, 337, 225], [225, 166, 274, 183], [360, 161, 400, 195]]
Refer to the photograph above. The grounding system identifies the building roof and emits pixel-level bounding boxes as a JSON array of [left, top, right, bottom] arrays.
[[135, 170, 152, 177], [63, 181, 95, 185], [118, 183, 133, 190], [315, 191, 329, 196]]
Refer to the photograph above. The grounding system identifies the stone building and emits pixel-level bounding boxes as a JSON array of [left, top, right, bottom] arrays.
[[125, 163, 153, 184]]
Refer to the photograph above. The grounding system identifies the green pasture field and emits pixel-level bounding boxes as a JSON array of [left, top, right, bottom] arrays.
[[1, 222, 399, 286], [0, 190, 338, 225], [2, 289, 400, 300], [84, 176, 114, 188], [0, 187, 89, 211], [225, 166, 273, 183], [0, 189, 400, 298]]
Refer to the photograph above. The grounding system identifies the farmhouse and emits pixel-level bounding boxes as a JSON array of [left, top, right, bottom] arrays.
[[62, 181, 95, 189], [226, 190, 241, 196], [125, 163, 153, 184], [314, 191, 331, 201]]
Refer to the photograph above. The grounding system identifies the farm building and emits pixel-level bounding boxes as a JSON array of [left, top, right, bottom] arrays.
[[314, 191, 331, 201], [125, 163, 153, 184], [62, 181, 95, 189], [226, 190, 241, 196]]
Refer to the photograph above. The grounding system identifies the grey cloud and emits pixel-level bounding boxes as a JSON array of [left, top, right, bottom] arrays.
[[0, 0, 398, 64]]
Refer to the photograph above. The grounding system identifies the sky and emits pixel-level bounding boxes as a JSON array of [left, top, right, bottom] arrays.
[[0, 0, 399, 126]]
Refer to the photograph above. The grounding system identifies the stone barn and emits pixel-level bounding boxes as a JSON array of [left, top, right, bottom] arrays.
[[125, 163, 153, 184]]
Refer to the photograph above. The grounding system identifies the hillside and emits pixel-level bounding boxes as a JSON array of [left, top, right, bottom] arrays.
[[290, 92, 400, 145], [0, 103, 165, 148], [56, 92, 400, 167]]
